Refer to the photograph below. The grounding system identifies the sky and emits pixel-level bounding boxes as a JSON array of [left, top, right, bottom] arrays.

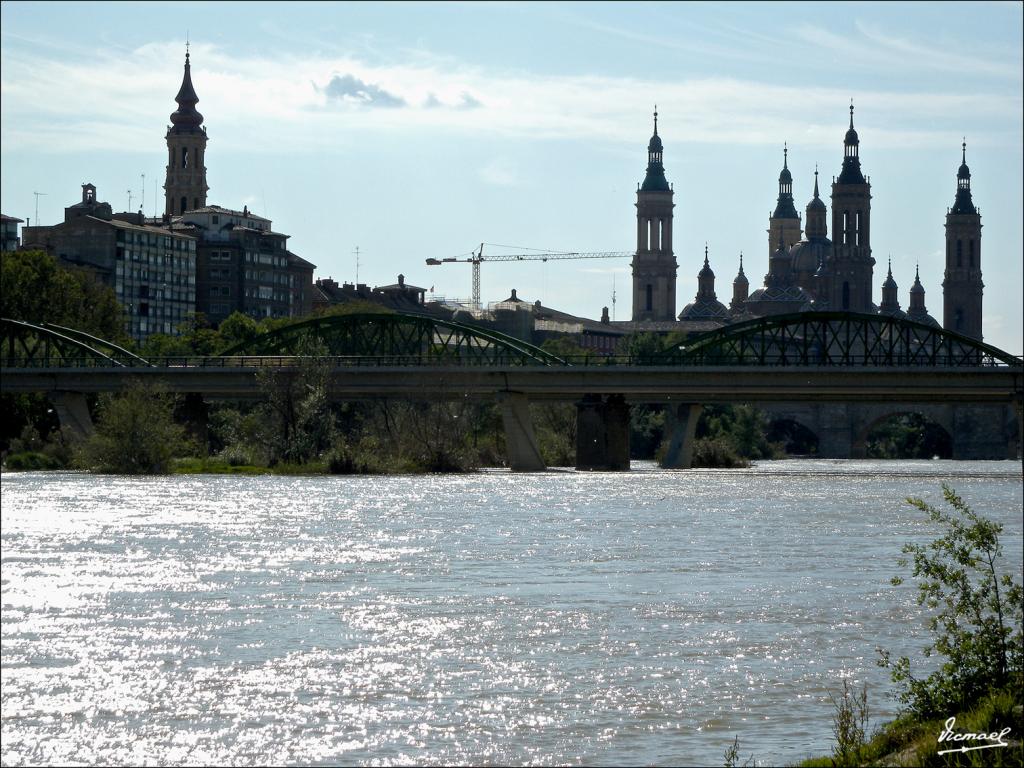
[[2, 1, 1022, 354]]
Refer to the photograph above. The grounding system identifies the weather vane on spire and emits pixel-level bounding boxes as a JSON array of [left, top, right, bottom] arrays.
[[653, 104, 658, 135]]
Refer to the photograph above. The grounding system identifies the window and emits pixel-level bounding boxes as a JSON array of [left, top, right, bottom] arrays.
[[182, 147, 189, 169], [955, 308, 964, 331], [645, 284, 653, 312], [855, 212, 861, 246], [180, 196, 187, 215], [956, 240, 963, 267], [969, 240, 975, 267], [842, 211, 849, 244], [842, 281, 850, 310]]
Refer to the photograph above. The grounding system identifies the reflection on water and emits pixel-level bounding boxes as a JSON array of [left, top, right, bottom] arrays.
[[2, 461, 1021, 766]]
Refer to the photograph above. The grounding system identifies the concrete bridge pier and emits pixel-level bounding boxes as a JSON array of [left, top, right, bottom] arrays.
[[51, 391, 93, 439], [498, 392, 546, 472], [950, 404, 1018, 460], [576, 394, 630, 471], [808, 404, 856, 459], [660, 403, 703, 469]]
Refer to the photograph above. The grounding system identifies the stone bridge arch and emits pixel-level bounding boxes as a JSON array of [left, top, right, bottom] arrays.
[[852, 404, 956, 459]]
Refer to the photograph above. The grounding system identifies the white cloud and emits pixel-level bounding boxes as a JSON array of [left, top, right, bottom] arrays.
[[479, 158, 518, 187], [1, 40, 1020, 156]]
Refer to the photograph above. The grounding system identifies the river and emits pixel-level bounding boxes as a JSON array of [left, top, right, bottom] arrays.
[[1, 460, 1021, 766]]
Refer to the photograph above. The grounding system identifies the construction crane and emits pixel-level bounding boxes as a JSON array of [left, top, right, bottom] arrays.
[[426, 242, 632, 309]]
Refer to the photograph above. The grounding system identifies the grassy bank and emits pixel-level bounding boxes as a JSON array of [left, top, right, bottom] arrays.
[[795, 689, 1022, 767]]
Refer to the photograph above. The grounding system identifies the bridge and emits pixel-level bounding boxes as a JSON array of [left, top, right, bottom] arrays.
[[3, 312, 1021, 470]]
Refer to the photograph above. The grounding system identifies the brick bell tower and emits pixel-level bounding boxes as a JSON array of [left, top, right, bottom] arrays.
[[826, 103, 874, 312], [632, 108, 677, 321], [767, 144, 802, 258], [942, 140, 983, 340], [164, 45, 209, 217]]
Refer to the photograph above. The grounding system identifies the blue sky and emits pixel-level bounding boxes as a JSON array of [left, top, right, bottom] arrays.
[[2, 1, 1022, 353]]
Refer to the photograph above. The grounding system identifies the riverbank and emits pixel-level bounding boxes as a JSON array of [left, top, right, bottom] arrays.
[[796, 690, 1022, 767]]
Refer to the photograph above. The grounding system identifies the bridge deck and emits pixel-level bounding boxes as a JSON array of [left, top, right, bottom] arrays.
[[3, 364, 1020, 404]]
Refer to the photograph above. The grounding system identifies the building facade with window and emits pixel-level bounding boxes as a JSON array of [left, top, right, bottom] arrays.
[[20, 184, 197, 341], [2, 214, 23, 251], [170, 205, 313, 325]]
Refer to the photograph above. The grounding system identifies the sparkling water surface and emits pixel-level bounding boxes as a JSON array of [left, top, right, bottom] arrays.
[[2, 460, 1021, 766]]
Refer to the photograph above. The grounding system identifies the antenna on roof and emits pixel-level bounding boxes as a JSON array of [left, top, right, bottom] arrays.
[[127, 188, 133, 211], [33, 191, 47, 225], [612, 274, 617, 322], [140, 173, 145, 214], [354, 246, 361, 284]]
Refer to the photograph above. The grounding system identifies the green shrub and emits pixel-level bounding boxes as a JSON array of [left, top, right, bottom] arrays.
[[691, 436, 750, 468], [879, 484, 1024, 719], [74, 381, 187, 474], [4, 451, 63, 471]]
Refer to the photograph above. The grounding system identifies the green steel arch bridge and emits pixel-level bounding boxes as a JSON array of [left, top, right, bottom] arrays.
[[3, 311, 1021, 469]]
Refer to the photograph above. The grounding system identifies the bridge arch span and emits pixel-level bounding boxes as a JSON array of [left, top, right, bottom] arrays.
[[219, 312, 566, 366], [661, 311, 1023, 367], [1, 318, 146, 368]]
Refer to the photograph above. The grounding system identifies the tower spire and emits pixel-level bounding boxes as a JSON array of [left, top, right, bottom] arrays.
[[164, 43, 208, 216], [653, 104, 658, 136]]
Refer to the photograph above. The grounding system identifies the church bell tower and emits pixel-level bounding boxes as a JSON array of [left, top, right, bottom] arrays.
[[826, 103, 874, 312], [942, 141, 983, 340], [164, 46, 209, 217], [631, 108, 677, 321]]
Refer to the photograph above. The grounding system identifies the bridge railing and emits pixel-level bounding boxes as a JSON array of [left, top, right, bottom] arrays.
[[5, 353, 1020, 370]]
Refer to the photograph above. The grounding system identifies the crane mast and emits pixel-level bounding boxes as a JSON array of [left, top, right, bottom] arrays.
[[426, 242, 632, 310]]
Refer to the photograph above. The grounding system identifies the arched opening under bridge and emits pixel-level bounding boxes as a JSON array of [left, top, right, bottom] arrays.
[[766, 418, 820, 456], [864, 411, 953, 459]]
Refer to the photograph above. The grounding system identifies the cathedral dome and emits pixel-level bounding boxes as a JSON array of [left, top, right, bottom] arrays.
[[790, 238, 830, 274], [679, 296, 730, 321]]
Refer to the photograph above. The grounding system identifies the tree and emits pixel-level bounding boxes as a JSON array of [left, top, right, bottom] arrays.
[[217, 311, 259, 350], [1, 250, 127, 444], [74, 381, 187, 474], [256, 338, 335, 465], [0, 249, 126, 341], [879, 484, 1024, 718]]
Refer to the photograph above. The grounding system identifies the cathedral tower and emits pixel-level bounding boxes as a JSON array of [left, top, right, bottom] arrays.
[[942, 141, 983, 339], [631, 109, 677, 321], [164, 47, 209, 217], [879, 257, 902, 316], [731, 253, 749, 312], [768, 144, 802, 258], [825, 103, 874, 311]]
